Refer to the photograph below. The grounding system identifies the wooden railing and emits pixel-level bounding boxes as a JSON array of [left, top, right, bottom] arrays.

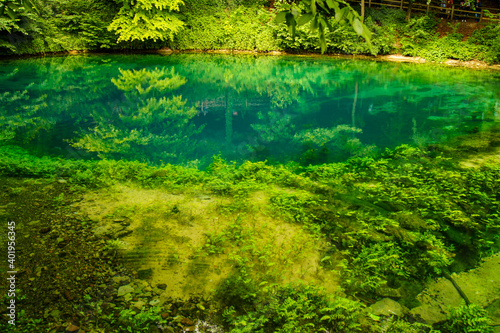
[[351, 0, 500, 21]]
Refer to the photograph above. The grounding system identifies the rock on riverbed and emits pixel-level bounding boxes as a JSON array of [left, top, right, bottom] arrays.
[[411, 252, 500, 325]]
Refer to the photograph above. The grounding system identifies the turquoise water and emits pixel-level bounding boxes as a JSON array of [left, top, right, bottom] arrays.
[[0, 53, 498, 167]]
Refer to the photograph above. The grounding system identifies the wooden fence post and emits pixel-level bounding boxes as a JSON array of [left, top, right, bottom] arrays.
[[479, 9, 483, 22], [451, 4, 455, 19], [369, 0, 372, 8], [401, 0, 403, 9]]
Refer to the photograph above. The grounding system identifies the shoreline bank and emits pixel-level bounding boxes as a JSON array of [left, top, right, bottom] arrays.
[[1, 48, 500, 70]]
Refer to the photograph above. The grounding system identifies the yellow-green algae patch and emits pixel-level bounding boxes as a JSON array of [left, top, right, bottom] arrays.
[[459, 146, 500, 169], [76, 184, 339, 298]]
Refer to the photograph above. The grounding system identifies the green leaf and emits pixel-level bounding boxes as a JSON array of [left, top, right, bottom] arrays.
[[317, 0, 329, 13], [7, 3, 20, 11], [326, 0, 335, 8], [319, 17, 328, 30], [319, 30, 326, 53], [310, 16, 318, 32], [5, 7, 16, 20], [297, 13, 314, 26], [335, 7, 348, 22], [353, 18, 363, 35], [275, 11, 288, 24], [285, 12, 297, 37]]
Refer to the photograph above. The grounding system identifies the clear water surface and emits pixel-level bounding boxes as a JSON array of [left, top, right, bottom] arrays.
[[1, 53, 499, 167]]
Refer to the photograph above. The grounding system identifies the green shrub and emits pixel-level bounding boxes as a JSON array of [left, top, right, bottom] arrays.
[[468, 23, 500, 63], [173, 5, 281, 51]]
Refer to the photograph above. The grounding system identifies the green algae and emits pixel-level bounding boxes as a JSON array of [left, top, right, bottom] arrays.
[[75, 184, 339, 298]]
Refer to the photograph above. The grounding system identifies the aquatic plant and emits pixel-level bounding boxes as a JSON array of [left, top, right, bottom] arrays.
[[104, 239, 127, 258], [443, 301, 493, 333], [222, 283, 365, 332], [117, 306, 166, 332], [340, 241, 410, 294]]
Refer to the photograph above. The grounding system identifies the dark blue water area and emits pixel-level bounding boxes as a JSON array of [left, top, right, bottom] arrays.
[[0, 53, 498, 167]]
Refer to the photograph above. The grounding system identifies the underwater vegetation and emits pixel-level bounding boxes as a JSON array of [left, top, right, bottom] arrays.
[[0, 122, 499, 332]]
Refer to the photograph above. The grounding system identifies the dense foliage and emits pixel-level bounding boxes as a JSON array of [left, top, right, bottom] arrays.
[[0, 0, 499, 63], [108, 0, 185, 42]]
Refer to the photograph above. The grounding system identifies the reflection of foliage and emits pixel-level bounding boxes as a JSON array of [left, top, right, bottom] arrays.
[[294, 125, 376, 162], [251, 110, 295, 143], [177, 55, 331, 109], [294, 125, 362, 146], [72, 67, 202, 163], [111, 67, 186, 95], [369, 101, 398, 114], [1, 54, 499, 165], [0, 88, 50, 142], [73, 96, 198, 158]]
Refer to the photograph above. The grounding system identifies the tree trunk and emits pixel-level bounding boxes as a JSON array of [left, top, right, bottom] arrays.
[[406, 0, 414, 21], [361, 0, 365, 22], [352, 82, 358, 129]]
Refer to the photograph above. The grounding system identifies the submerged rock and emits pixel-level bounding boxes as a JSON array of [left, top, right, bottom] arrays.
[[117, 284, 134, 297], [132, 300, 146, 310], [411, 253, 500, 324], [92, 223, 131, 239], [368, 298, 405, 317], [115, 229, 133, 238], [156, 283, 167, 290], [137, 268, 153, 280], [375, 285, 403, 298], [149, 298, 161, 306], [66, 323, 80, 332], [181, 317, 195, 326], [112, 276, 131, 285]]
